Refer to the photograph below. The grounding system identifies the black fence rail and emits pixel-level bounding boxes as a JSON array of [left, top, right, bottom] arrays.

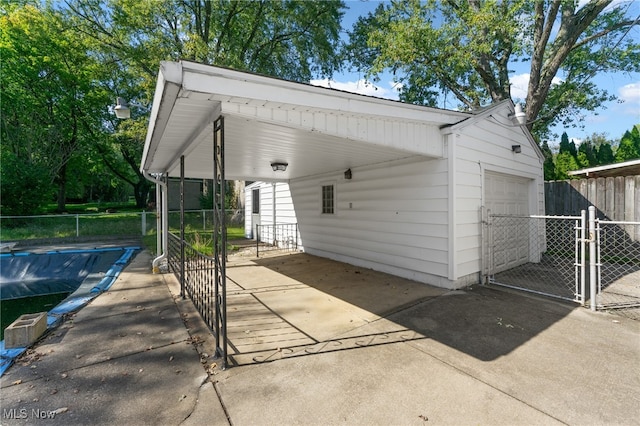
[[256, 223, 299, 257], [167, 232, 216, 330]]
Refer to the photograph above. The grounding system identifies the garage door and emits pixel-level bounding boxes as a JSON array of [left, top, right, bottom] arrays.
[[485, 172, 530, 273]]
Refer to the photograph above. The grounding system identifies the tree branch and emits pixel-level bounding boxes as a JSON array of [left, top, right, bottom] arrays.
[[572, 18, 639, 50]]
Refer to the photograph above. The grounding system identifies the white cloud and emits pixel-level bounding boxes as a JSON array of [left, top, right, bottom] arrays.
[[510, 74, 530, 100], [510, 73, 563, 101], [310, 78, 399, 100], [619, 82, 640, 115]]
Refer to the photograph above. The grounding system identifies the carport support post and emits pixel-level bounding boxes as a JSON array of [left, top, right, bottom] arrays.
[[180, 155, 185, 299], [213, 116, 227, 368], [589, 206, 597, 311], [580, 209, 586, 306]]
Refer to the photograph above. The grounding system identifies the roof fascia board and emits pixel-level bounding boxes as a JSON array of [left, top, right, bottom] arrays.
[[141, 62, 184, 172], [441, 99, 545, 162], [441, 99, 513, 133], [179, 60, 468, 125], [569, 158, 640, 176]]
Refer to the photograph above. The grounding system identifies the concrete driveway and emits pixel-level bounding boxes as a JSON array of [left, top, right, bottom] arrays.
[[202, 252, 640, 425]]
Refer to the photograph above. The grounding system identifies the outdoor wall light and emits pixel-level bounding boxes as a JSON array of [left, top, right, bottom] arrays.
[[508, 104, 527, 126], [114, 97, 131, 119], [512, 145, 522, 153], [271, 162, 288, 172], [344, 168, 352, 180]]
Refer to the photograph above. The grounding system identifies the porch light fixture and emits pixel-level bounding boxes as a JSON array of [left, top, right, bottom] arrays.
[[271, 162, 288, 172], [512, 145, 522, 153], [344, 168, 352, 180], [508, 104, 527, 126], [114, 97, 131, 119]]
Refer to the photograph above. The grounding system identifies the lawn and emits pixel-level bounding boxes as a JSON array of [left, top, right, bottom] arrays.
[[1, 202, 246, 248]]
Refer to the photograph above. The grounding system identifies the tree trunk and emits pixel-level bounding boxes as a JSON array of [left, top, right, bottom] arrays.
[[55, 163, 67, 213], [134, 178, 152, 209]]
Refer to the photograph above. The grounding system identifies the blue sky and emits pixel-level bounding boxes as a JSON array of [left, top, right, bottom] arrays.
[[312, 0, 640, 145]]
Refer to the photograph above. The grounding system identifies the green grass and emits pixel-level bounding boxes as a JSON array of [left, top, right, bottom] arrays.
[[1, 207, 246, 243], [142, 226, 245, 256], [1, 212, 146, 240], [1, 205, 247, 258], [43, 201, 140, 214], [1, 293, 69, 341]]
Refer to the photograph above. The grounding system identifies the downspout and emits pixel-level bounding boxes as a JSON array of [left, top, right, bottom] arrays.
[[142, 169, 168, 273]]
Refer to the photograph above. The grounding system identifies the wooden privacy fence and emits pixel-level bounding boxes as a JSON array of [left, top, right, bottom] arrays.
[[545, 176, 640, 221]]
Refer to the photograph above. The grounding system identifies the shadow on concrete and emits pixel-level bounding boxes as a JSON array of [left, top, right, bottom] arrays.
[[224, 252, 578, 364]]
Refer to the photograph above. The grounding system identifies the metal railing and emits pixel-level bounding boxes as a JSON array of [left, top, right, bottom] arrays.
[[167, 232, 217, 330], [256, 223, 299, 257]]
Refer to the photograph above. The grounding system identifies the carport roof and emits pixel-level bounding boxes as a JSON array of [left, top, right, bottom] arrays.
[[568, 159, 640, 178], [141, 60, 471, 181]]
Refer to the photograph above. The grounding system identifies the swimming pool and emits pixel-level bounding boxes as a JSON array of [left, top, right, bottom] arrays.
[[0, 246, 139, 375]]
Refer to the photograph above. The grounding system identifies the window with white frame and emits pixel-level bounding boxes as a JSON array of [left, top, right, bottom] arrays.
[[321, 184, 334, 214]]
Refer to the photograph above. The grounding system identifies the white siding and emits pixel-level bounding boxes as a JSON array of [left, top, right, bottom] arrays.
[[451, 117, 544, 279], [243, 106, 544, 290], [290, 157, 452, 285], [244, 182, 298, 238], [223, 102, 445, 158]]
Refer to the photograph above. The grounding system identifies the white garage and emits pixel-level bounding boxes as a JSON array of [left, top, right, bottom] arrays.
[[141, 60, 545, 290]]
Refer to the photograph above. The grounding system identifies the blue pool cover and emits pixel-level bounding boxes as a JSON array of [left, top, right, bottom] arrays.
[[0, 246, 139, 375]]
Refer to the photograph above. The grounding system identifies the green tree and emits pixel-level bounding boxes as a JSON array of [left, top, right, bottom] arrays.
[[614, 125, 640, 162], [541, 140, 556, 180], [558, 132, 577, 158], [345, 0, 639, 139], [555, 151, 580, 180], [579, 132, 614, 165], [98, 119, 153, 208], [64, 0, 344, 83], [61, 0, 345, 207], [577, 138, 597, 168], [597, 143, 615, 165], [1, 5, 111, 212], [0, 147, 51, 215]]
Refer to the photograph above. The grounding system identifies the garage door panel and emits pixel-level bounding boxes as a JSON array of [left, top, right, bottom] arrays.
[[485, 172, 530, 273]]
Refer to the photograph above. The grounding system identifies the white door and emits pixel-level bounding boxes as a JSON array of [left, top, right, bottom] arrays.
[[485, 171, 531, 273]]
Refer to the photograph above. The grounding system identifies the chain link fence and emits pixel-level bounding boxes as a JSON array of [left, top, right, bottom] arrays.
[[485, 211, 640, 320], [486, 214, 585, 303], [1, 212, 154, 241], [1, 209, 245, 243], [595, 220, 640, 320]]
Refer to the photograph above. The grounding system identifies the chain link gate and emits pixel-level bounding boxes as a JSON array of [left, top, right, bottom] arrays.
[[595, 219, 640, 320], [483, 210, 587, 304], [484, 207, 640, 320]]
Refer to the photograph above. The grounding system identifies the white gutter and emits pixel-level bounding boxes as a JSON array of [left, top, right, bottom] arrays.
[[142, 169, 168, 273]]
